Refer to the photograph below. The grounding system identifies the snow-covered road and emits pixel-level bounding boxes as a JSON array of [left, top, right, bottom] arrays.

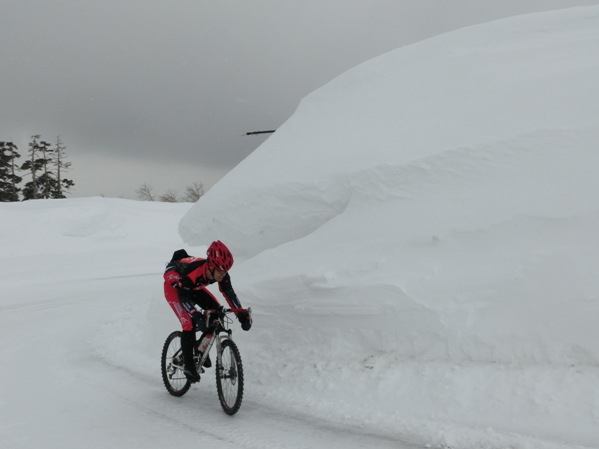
[[0, 254, 415, 449]]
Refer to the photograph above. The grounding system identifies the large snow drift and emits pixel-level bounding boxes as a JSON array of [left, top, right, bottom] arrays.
[[179, 6, 599, 448]]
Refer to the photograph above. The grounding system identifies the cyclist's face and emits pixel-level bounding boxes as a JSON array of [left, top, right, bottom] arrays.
[[214, 268, 227, 281]]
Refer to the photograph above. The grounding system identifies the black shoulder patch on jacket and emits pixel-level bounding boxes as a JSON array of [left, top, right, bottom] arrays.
[[171, 249, 189, 262], [165, 249, 190, 273]]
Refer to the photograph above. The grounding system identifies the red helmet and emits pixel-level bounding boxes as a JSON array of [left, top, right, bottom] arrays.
[[207, 240, 234, 271]]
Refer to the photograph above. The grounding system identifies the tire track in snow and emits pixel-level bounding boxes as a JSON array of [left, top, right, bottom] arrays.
[[85, 356, 420, 449]]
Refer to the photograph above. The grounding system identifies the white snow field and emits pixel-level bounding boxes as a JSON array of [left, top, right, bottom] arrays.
[[3, 6, 599, 449]]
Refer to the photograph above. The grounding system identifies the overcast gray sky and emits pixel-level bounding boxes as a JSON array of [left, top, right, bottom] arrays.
[[2, 0, 598, 198]]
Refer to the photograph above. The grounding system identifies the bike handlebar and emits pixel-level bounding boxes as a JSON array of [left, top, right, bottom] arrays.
[[193, 306, 251, 331], [204, 307, 249, 315]]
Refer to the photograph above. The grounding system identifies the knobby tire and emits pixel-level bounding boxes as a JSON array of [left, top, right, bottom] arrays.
[[161, 331, 191, 397], [216, 339, 244, 415]]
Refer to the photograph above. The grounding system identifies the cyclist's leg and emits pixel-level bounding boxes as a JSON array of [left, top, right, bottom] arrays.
[[164, 284, 200, 381], [180, 331, 200, 381], [164, 283, 194, 331], [191, 289, 220, 368]]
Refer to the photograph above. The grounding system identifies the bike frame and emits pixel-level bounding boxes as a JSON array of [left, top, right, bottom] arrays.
[[196, 307, 246, 372]]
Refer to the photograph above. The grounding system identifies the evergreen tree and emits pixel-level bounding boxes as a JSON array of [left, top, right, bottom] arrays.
[[0, 141, 22, 201], [21, 135, 75, 200], [37, 139, 56, 199], [21, 135, 50, 200]]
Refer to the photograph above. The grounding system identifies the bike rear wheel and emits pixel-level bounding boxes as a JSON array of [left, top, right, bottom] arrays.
[[216, 339, 244, 415], [161, 331, 191, 397]]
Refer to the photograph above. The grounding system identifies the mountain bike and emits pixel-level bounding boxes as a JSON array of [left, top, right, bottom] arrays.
[[161, 307, 249, 415]]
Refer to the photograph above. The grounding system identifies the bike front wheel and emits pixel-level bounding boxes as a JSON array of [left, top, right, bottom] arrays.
[[216, 339, 244, 415], [161, 331, 191, 397]]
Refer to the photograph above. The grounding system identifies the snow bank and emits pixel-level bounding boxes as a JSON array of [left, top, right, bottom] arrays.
[[179, 6, 599, 448], [0, 197, 192, 283]]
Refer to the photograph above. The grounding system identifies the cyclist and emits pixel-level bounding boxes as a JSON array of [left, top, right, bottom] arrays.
[[163, 240, 252, 382]]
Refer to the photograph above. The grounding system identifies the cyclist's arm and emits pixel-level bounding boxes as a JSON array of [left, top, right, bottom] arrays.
[[218, 274, 243, 313]]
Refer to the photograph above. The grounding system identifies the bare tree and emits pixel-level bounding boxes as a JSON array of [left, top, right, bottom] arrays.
[[136, 183, 155, 201], [52, 136, 74, 198], [159, 190, 178, 203], [183, 181, 205, 202]]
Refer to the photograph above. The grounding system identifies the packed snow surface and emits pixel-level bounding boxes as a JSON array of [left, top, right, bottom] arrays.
[[179, 6, 599, 448], [2, 6, 599, 449]]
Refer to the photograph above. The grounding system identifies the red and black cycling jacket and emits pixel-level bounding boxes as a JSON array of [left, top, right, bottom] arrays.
[[164, 256, 243, 314]]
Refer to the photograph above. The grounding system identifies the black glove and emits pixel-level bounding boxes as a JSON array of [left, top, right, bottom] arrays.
[[237, 308, 252, 331]]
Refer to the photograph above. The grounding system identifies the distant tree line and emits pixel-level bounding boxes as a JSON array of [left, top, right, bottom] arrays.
[[0, 135, 75, 202], [136, 181, 205, 203]]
